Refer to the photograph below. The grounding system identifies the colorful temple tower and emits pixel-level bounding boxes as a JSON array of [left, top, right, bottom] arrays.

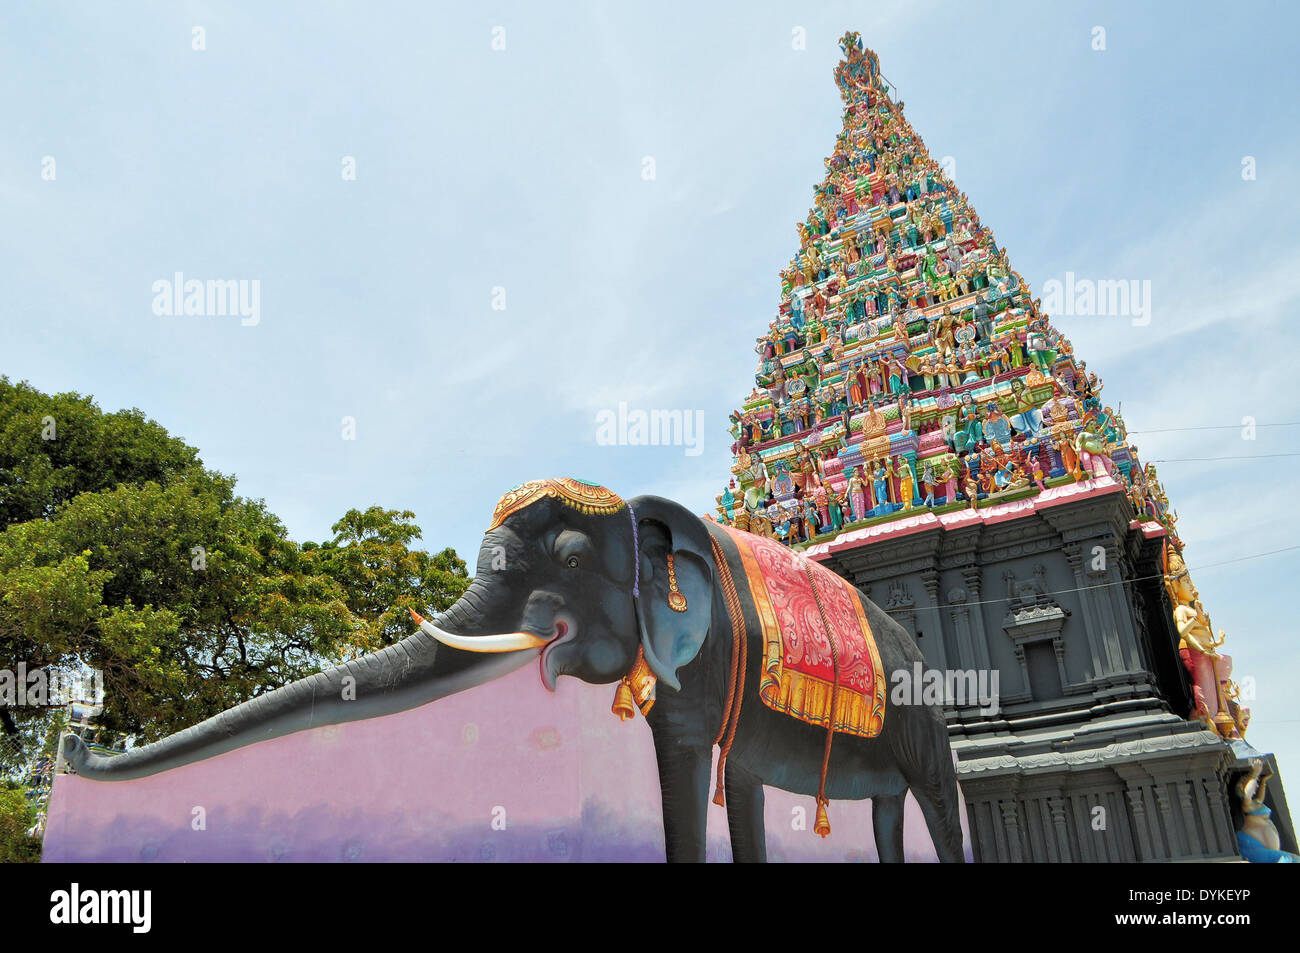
[[717, 32, 1294, 861]]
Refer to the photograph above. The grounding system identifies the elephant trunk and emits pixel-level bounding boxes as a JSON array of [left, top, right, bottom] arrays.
[[63, 580, 534, 781]]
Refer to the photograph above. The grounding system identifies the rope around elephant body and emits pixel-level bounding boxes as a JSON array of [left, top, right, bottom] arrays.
[[709, 539, 840, 836], [710, 536, 746, 807], [804, 562, 840, 838], [629, 504, 640, 598]]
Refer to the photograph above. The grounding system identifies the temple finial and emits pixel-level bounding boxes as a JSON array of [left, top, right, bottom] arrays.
[[834, 30, 882, 102]]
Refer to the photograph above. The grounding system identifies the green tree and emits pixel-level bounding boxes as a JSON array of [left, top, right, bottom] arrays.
[[0, 783, 41, 863], [0, 376, 200, 529], [308, 506, 470, 655], [0, 477, 359, 744], [0, 379, 468, 766]]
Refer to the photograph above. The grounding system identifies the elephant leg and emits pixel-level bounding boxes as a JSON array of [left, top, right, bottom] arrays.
[[913, 786, 966, 862], [724, 762, 767, 863], [909, 772, 967, 863], [653, 739, 712, 863], [872, 792, 906, 863]]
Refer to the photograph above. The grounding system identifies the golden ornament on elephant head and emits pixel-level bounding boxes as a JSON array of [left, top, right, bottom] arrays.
[[488, 478, 626, 531]]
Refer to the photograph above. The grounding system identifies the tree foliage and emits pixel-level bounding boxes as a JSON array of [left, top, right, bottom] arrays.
[[0, 784, 41, 863], [0, 377, 200, 528], [310, 506, 471, 655], [0, 376, 469, 769]]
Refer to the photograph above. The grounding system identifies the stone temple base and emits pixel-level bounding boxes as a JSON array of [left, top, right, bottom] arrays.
[[814, 476, 1295, 861], [955, 712, 1237, 862]]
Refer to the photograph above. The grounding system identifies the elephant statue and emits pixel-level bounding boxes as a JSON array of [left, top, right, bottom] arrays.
[[64, 478, 965, 863]]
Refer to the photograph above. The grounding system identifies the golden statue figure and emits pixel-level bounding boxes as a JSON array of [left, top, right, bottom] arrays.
[[1165, 547, 1243, 739]]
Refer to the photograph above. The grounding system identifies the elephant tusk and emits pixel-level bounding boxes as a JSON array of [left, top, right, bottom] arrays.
[[408, 608, 550, 653]]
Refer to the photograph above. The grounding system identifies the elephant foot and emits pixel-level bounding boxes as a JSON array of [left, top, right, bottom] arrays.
[[724, 763, 767, 863], [872, 793, 906, 862]]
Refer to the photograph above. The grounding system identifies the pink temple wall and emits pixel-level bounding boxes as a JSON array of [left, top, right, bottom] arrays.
[[43, 664, 970, 862]]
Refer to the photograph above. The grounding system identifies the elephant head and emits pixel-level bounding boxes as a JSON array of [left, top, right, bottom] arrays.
[[65, 478, 715, 780], [413, 478, 717, 695]]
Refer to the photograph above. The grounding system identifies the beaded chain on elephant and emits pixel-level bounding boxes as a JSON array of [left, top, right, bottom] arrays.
[[710, 536, 747, 808]]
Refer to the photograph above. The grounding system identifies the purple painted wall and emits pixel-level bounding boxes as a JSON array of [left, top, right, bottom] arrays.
[[43, 664, 970, 862]]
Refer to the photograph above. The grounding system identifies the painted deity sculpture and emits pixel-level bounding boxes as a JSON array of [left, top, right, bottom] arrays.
[[933, 307, 959, 353], [883, 457, 898, 505], [984, 250, 1018, 299], [1026, 322, 1057, 372], [871, 460, 890, 514], [1007, 378, 1044, 437], [1055, 429, 1081, 480], [771, 461, 796, 497], [720, 480, 738, 521], [898, 458, 916, 510], [939, 413, 958, 450], [848, 466, 867, 522], [867, 358, 885, 398], [826, 485, 845, 532], [953, 393, 984, 453], [943, 350, 963, 389], [802, 496, 822, 540], [1025, 440, 1048, 490], [941, 461, 959, 505], [1165, 547, 1243, 738], [1073, 423, 1111, 479], [792, 441, 814, 492], [1174, 596, 1226, 731], [1234, 759, 1299, 863], [862, 463, 878, 511], [918, 357, 938, 392], [921, 462, 937, 506], [983, 403, 1012, 446], [983, 443, 1010, 490], [887, 355, 909, 397]]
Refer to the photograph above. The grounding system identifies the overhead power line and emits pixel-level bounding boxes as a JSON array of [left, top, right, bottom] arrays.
[[1148, 453, 1300, 462], [883, 544, 1300, 612], [1128, 422, 1300, 434]]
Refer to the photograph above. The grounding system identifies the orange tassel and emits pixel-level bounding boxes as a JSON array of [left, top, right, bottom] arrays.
[[712, 787, 726, 808], [814, 799, 831, 838], [611, 679, 636, 722]]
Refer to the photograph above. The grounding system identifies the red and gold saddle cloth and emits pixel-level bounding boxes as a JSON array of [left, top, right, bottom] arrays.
[[713, 524, 887, 738]]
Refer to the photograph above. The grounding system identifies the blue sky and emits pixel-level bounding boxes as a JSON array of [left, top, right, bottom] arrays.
[[4, 2, 1299, 777]]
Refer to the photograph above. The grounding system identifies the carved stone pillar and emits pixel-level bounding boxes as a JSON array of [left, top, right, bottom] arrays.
[[920, 568, 948, 671], [1047, 795, 1074, 862], [1199, 776, 1234, 857], [1123, 781, 1158, 861], [1092, 539, 1132, 673], [960, 565, 991, 670], [1063, 542, 1109, 677], [999, 800, 1024, 863], [948, 586, 975, 670], [1151, 783, 1175, 858]]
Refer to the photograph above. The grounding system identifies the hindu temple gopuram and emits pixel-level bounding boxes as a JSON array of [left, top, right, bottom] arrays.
[[714, 32, 1294, 862]]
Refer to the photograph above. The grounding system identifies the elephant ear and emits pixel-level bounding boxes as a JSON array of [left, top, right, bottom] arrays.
[[629, 495, 714, 692]]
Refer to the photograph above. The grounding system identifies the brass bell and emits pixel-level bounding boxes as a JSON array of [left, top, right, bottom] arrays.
[[611, 679, 636, 722], [814, 799, 832, 838]]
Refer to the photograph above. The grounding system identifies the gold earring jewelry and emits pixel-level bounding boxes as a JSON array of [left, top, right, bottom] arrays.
[[666, 554, 688, 612]]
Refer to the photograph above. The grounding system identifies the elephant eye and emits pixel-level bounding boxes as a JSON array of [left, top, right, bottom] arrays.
[[566, 555, 580, 569]]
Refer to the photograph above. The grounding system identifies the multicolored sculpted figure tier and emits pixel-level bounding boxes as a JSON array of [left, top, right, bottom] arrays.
[[714, 32, 1243, 740]]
